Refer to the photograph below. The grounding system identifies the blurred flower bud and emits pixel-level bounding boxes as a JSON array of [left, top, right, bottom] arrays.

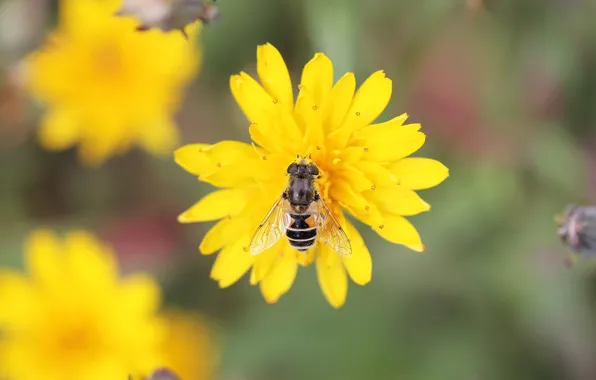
[[556, 204, 596, 258], [116, 0, 220, 37], [148, 368, 180, 380]]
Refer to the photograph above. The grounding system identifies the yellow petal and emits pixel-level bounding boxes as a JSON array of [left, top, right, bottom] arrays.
[[185, 141, 273, 187], [365, 188, 430, 216], [249, 268, 257, 285], [65, 231, 119, 290], [249, 119, 282, 153], [174, 144, 216, 177], [329, 71, 392, 147], [78, 125, 124, 167], [343, 70, 392, 130], [117, 274, 161, 316], [203, 140, 262, 162], [158, 310, 216, 380], [389, 158, 450, 190], [295, 246, 316, 267], [0, 270, 38, 327], [25, 33, 72, 99], [338, 146, 364, 163], [297, 53, 333, 109], [38, 108, 80, 150], [24, 229, 64, 286], [336, 164, 374, 192], [405, 123, 422, 131], [139, 118, 179, 156], [296, 92, 324, 147], [360, 129, 426, 163], [210, 238, 255, 288], [250, 242, 283, 285], [60, 0, 120, 34], [260, 251, 298, 304], [373, 214, 424, 252], [230, 72, 274, 123], [200, 161, 268, 188], [343, 204, 383, 227], [199, 219, 231, 255], [330, 179, 368, 209], [266, 105, 305, 154], [330, 179, 382, 224], [353, 113, 409, 137], [316, 244, 348, 308], [179, 189, 247, 223], [256, 43, 293, 111], [295, 53, 333, 144], [324, 72, 355, 133], [342, 221, 372, 286], [353, 161, 399, 187]]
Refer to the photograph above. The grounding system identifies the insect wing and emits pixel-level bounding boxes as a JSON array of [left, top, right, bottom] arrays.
[[316, 199, 352, 257], [249, 195, 291, 256]]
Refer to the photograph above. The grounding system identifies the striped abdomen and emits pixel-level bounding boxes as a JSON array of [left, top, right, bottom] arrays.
[[286, 214, 317, 252]]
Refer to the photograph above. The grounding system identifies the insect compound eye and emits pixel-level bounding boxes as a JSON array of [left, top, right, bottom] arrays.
[[287, 163, 298, 174], [306, 164, 319, 176]]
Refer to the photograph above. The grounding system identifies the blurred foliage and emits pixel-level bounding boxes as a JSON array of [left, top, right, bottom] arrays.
[[4, 0, 596, 379]]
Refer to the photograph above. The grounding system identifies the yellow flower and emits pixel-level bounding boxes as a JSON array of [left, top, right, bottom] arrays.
[[175, 43, 449, 308], [0, 229, 165, 380], [24, 0, 201, 165]]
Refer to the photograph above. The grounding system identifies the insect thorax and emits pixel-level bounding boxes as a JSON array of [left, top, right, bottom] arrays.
[[286, 176, 316, 208]]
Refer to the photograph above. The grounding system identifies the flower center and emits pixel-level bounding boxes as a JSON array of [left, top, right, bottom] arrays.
[[92, 42, 126, 80], [315, 165, 332, 203], [53, 320, 102, 359], [313, 160, 344, 216]]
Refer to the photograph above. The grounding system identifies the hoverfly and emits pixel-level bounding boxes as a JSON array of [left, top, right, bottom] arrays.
[[249, 157, 352, 256]]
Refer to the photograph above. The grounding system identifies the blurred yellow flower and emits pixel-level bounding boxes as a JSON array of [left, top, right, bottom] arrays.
[[24, 0, 201, 165], [0, 229, 165, 380], [175, 43, 449, 308]]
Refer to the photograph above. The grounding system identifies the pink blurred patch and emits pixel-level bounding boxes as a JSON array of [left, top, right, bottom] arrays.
[[405, 25, 516, 162], [0, 63, 31, 149], [99, 213, 186, 271], [524, 60, 563, 120]]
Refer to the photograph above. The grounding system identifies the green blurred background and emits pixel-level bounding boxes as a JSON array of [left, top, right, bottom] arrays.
[[4, 0, 596, 379]]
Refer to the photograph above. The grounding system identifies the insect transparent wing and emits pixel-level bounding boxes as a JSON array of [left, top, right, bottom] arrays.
[[316, 199, 352, 257], [249, 195, 291, 256]]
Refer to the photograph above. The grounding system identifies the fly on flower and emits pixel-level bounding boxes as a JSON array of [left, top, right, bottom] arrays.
[[557, 204, 596, 258], [175, 43, 450, 308], [117, 0, 220, 38], [250, 155, 352, 257]]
